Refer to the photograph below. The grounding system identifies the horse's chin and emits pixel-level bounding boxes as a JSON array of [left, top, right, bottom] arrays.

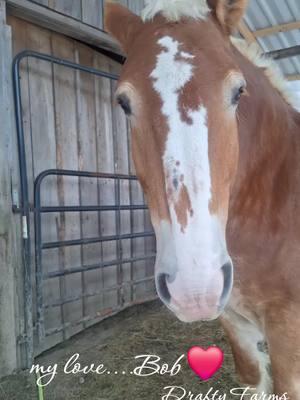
[[171, 306, 223, 323]]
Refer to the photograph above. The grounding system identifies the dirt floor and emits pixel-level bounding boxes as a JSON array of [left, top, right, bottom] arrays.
[[0, 301, 239, 400]]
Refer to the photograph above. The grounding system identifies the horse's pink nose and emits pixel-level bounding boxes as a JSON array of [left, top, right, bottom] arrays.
[[156, 261, 233, 321]]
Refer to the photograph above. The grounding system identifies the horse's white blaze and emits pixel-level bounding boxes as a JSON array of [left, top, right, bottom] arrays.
[[151, 36, 228, 320]]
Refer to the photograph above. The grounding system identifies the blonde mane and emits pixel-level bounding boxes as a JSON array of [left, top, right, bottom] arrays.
[[141, 0, 210, 22], [231, 37, 298, 110]]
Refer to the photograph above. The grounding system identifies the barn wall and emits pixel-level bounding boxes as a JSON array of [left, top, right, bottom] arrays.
[[8, 14, 155, 358], [29, 0, 145, 30], [0, 1, 20, 377]]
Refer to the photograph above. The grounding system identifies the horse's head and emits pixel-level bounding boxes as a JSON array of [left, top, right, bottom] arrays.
[[105, 0, 248, 322]]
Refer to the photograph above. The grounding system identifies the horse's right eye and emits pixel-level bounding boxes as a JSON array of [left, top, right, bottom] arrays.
[[117, 94, 132, 116], [232, 85, 246, 105]]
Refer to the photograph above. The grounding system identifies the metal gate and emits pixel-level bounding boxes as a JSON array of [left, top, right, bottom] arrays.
[[13, 50, 156, 367]]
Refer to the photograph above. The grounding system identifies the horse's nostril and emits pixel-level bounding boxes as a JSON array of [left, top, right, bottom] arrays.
[[157, 273, 172, 303], [220, 261, 233, 309]]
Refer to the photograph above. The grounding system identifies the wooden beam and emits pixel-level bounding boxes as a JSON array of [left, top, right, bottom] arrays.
[[287, 74, 300, 81], [238, 21, 257, 44], [6, 0, 122, 55], [267, 46, 300, 60], [237, 23, 300, 84], [254, 21, 300, 38]]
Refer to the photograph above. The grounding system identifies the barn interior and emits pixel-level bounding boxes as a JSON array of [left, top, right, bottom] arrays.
[[0, 1, 299, 399]]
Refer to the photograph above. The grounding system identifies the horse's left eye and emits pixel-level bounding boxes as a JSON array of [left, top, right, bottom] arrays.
[[117, 94, 132, 116], [232, 85, 246, 105]]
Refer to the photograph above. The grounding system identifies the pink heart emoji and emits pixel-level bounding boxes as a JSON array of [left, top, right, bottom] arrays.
[[187, 346, 224, 381]]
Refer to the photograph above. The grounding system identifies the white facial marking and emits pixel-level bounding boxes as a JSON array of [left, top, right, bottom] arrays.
[[151, 36, 194, 101], [151, 36, 221, 252], [180, 51, 194, 59], [151, 36, 229, 319]]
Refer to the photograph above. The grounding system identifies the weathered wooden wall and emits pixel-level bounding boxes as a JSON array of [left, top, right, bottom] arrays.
[[0, 1, 21, 377], [30, 0, 145, 30], [8, 14, 155, 356]]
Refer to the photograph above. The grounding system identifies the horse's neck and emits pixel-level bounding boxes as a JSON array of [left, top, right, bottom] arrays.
[[230, 87, 300, 233]]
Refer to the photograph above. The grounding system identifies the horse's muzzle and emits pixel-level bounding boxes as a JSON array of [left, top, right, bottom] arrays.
[[156, 260, 233, 322]]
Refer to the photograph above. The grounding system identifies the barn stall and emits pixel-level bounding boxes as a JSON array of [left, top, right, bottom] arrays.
[[0, 1, 300, 399]]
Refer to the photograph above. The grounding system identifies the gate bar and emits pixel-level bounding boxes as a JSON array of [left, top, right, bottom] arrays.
[[42, 231, 155, 249], [39, 205, 148, 212], [34, 169, 155, 343], [44, 275, 155, 309], [45, 254, 156, 279]]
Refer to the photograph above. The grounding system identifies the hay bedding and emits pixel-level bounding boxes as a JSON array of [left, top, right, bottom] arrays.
[[0, 301, 238, 400]]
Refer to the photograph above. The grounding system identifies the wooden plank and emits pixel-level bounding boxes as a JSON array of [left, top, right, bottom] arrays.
[[51, 32, 83, 339], [6, 0, 122, 55], [287, 74, 300, 81], [81, 0, 103, 29], [75, 43, 101, 328], [0, 0, 5, 23], [9, 17, 37, 363], [24, 21, 63, 353], [9, 18, 34, 223], [32, 0, 48, 6], [267, 46, 300, 61], [10, 16, 63, 353], [94, 54, 118, 311], [238, 21, 257, 44], [0, 2, 19, 376], [48, 0, 81, 20], [6, 15, 29, 371], [109, 59, 134, 305], [254, 21, 300, 38]]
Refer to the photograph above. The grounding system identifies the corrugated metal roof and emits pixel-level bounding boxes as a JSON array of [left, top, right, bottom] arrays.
[[244, 0, 300, 78]]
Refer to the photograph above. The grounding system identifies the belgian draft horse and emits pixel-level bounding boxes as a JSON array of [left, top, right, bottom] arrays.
[[105, 0, 300, 396]]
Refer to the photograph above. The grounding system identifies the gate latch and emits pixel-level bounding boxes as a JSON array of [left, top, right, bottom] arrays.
[[12, 186, 20, 213], [22, 215, 28, 239]]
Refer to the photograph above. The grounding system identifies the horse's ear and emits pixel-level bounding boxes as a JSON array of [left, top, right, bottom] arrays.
[[208, 0, 248, 34], [104, 1, 144, 54]]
